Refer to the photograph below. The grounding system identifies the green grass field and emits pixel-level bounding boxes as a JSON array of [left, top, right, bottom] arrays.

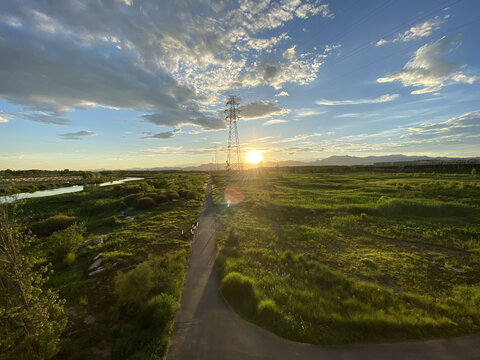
[[213, 169, 480, 344], [15, 172, 207, 359]]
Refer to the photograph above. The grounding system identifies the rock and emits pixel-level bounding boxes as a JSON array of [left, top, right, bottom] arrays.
[[84, 315, 96, 325], [78, 239, 93, 250], [95, 235, 104, 245], [88, 266, 105, 276], [88, 258, 103, 271], [124, 216, 135, 220], [451, 267, 462, 274], [93, 253, 103, 261]]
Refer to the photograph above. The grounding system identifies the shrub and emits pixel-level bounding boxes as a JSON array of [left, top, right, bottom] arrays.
[[37, 214, 79, 236], [124, 185, 143, 194], [114, 262, 154, 306], [153, 194, 169, 204], [220, 272, 258, 315], [49, 223, 86, 261], [138, 293, 179, 330], [167, 191, 180, 200], [136, 197, 155, 209], [257, 299, 283, 326], [124, 193, 142, 207], [179, 189, 199, 200], [62, 252, 76, 266]]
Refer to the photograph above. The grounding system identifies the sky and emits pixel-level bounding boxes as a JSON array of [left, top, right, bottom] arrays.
[[0, 0, 479, 170]]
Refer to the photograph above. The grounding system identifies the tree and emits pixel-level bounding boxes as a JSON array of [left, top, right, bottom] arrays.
[[0, 204, 67, 359]]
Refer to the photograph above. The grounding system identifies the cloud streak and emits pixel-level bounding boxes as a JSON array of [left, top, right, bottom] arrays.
[[58, 130, 97, 140], [142, 129, 180, 139], [316, 94, 399, 106], [376, 15, 448, 46]]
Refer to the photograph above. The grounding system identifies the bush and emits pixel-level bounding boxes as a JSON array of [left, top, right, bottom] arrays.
[[167, 191, 180, 200], [220, 272, 258, 315], [124, 193, 142, 207], [136, 197, 155, 209], [257, 299, 283, 326], [138, 293, 179, 330], [179, 189, 199, 200], [124, 185, 143, 194], [62, 252, 76, 266], [153, 194, 169, 204], [37, 214, 79, 236], [114, 262, 154, 306], [49, 223, 86, 261]]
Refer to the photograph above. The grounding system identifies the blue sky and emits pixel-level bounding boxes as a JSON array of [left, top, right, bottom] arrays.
[[0, 0, 479, 170]]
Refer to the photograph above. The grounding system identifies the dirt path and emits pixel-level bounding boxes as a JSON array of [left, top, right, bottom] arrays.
[[166, 179, 480, 360]]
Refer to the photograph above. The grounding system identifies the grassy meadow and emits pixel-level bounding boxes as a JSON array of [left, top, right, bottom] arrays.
[[213, 168, 480, 344], [11, 172, 207, 359]]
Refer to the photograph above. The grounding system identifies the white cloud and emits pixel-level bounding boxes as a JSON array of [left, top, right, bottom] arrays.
[[264, 119, 288, 126], [272, 132, 321, 144], [58, 130, 97, 140], [296, 108, 328, 117], [0, 114, 8, 123], [0, 0, 335, 131], [316, 94, 399, 106], [401, 111, 480, 141], [275, 91, 289, 97], [376, 16, 448, 46], [377, 36, 477, 94], [139, 146, 184, 155], [335, 113, 360, 118], [376, 39, 388, 47]]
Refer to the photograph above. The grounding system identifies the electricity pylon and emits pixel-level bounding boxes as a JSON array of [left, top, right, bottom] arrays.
[[225, 95, 242, 171]]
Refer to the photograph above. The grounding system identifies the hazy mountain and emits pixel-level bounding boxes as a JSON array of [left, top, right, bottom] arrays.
[[106, 155, 478, 172]]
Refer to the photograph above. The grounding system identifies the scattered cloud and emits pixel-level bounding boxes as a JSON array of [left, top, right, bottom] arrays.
[[0, 0, 335, 131], [376, 15, 448, 46], [14, 112, 71, 125], [239, 101, 289, 120], [335, 113, 360, 118], [275, 91, 289, 97], [316, 94, 399, 106], [138, 146, 184, 155], [263, 119, 288, 126], [233, 45, 333, 90], [401, 111, 480, 141], [375, 39, 388, 47], [272, 132, 322, 144], [0, 114, 8, 123], [377, 36, 477, 94], [296, 108, 328, 117], [142, 128, 180, 139], [58, 130, 97, 140]]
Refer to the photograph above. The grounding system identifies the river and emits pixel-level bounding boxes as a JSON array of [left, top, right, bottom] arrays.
[[0, 177, 144, 203]]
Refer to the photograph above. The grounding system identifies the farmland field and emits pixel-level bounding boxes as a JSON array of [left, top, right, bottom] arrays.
[[213, 169, 480, 344], [4, 172, 207, 359]]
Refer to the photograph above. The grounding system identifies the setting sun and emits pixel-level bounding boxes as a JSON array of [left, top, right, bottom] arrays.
[[247, 150, 263, 164]]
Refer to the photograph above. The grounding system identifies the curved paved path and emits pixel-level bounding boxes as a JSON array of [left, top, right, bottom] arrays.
[[166, 179, 480, 360]]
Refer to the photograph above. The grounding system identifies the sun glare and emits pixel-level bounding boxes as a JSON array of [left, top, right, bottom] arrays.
[[247, 150, 263, 164]]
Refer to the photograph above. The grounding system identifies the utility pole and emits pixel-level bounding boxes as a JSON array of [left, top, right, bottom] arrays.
[[225, 95, 242, 171]]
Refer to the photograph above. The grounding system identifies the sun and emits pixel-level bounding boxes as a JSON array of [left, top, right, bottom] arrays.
[[247, 150, 263, 164]]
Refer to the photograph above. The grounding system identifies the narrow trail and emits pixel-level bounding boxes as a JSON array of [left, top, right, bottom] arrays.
[[166, 179, 480, 360]]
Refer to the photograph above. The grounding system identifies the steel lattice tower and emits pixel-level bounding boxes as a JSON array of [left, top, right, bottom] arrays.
[[225, 95, 242, 171]]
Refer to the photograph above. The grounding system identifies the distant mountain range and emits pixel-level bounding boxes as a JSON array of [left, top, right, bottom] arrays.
[[113, 154, 479, 172]]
